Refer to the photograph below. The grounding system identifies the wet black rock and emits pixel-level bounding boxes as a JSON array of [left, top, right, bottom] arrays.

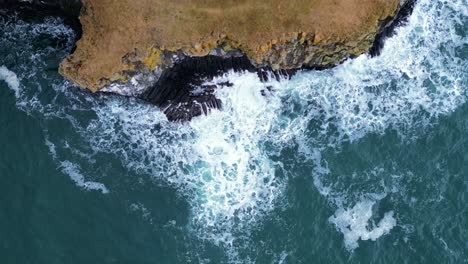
[[139, 55, 296, 122], [370, 0, 417, 56], [140, 56, 253, 122]]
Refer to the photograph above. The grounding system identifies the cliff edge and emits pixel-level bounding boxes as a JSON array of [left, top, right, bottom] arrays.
[[59, 0, 401, 94]]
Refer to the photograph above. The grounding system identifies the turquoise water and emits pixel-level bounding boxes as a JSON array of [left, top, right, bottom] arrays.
[[1, 0, 467, 263]]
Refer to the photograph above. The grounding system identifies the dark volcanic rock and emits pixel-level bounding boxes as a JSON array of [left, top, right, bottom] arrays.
[[140, 55, 296, 122], [140, 56, 254, 122]]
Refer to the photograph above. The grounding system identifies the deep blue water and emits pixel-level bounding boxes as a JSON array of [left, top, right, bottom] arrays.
[[1, 0, 467, 263]]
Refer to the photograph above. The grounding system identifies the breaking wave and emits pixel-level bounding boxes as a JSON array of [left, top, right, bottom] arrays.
[[1, 0, 467, 260], [85, 72, 289, 252], [270, 0, 468, 251]]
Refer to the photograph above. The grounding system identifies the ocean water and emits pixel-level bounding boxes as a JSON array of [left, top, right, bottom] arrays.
[[0, 0, 467, 263]]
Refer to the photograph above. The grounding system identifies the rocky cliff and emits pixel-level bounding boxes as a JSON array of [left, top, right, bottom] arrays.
[[1, 0, 411, 121], [59, 0, 401, 93]]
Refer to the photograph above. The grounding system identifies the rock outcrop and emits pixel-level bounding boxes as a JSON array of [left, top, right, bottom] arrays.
[[59, 0, 401, 92], [1, 0, 412, 121]]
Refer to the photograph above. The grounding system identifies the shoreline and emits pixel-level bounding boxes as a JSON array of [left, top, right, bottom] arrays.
[[0, 0, 416, 121]]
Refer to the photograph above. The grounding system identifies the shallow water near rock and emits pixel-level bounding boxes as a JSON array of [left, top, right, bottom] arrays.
[[0, 0, 467, 263]]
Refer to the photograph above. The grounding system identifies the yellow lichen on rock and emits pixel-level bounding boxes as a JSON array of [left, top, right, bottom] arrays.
[[140, 48, 162, 70]]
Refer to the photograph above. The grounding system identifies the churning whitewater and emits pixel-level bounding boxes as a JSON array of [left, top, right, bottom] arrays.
[[0, 0, 467, 261]]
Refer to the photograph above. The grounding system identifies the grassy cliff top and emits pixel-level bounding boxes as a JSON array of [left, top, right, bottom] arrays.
[[60, 0, 400, 91]]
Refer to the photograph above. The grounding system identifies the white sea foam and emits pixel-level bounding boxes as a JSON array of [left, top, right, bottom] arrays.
[[253, 12, 466, 258], [266, 0, 468, 250], [329, 199, 396, 251], [186, 73, 285, 230], [76, 0, 467, 253], [278, 0, 466, 145], [86, 72, 288, 251], [60, 160, 109, 194], [1, 0, 467, 258], [44, 137, 58, 160], [0, 66, 20, 97]]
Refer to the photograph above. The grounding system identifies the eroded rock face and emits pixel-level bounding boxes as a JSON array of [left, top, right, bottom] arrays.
[[59, 0, 401, 93]]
